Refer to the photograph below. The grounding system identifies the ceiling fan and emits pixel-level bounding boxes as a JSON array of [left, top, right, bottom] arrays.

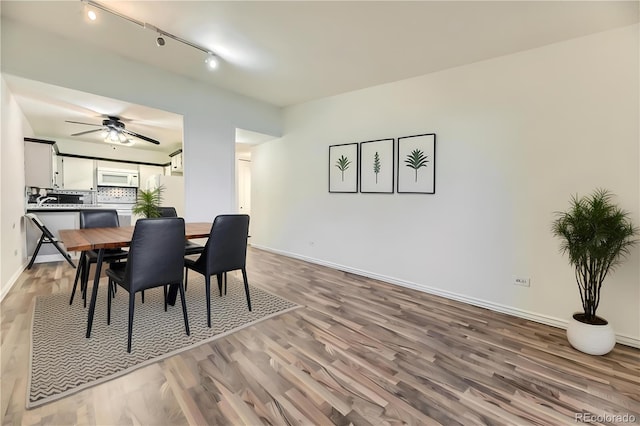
[[66, 116, 160, 145]]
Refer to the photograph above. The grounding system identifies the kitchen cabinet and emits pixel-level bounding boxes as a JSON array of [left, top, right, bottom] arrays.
[[138, 165, 165, 190], [96, 160, 138, 171], [25, 140, 58, 189], [170, 150, 183, 174], [52, 154, 63, 189], [62, 157, 95, 190]]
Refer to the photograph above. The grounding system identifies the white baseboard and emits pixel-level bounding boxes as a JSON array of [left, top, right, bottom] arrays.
[[27, 252, 79, 265], [0, 260, 28, 303], [252, 244, 640, 349], [28, 254, 65, 264]]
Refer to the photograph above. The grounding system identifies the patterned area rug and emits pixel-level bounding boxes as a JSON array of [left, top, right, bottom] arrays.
[[28, 275, 299, 408]]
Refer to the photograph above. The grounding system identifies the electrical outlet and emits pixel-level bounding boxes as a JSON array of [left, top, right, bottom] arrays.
[[513, 276, 530, 287]]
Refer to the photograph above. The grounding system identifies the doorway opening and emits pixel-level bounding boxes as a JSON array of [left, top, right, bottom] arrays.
[[235, 128, 279, 232]]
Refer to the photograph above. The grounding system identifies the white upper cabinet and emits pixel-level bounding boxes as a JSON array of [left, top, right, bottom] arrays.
[[62, 157, 95, 190], [170, 150, 183, 173], [138, 165, 165, 190], [25, 140, 55, 189]]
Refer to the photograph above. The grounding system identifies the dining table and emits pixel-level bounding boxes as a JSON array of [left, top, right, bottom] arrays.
[[59, 222, 212, 338]]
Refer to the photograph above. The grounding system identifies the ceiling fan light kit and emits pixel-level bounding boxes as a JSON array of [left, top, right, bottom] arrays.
[[80, 0, 220, 71], [67, 116, 158, 146]]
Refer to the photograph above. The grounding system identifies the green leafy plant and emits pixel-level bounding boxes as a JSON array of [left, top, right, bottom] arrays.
[[132, 185, 164, 218], [335, 155, 351, 181], [405, 149, 429, 182], [552, 189, 638, 324], [373, 152, 381, 184]]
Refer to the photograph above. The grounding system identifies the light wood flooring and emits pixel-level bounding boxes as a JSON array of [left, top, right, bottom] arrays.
[[2, 247, 639, 425]]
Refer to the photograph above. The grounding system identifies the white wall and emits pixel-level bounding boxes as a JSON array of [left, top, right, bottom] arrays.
[[1, 18, 282, 223], [1, 78, 34, 299], [252, 25, 640, 344]]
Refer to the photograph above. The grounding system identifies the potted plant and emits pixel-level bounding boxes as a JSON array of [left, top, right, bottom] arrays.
[[552, 188, 638, 355], [132, 185, 164, 219]]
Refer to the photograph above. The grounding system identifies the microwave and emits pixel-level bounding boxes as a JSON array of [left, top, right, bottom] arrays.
[[96, 167, 139, 187]]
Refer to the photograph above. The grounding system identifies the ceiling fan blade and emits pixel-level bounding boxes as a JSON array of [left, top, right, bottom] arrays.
[[122, 129, 160, 145], [71, 128, 104, 136], [65, 120, 102, 127]]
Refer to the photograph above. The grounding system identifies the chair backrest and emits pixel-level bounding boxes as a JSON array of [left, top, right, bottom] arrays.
[[125, 217, 185, 292], [159, 207, 178, 218], [196, 215, 250, 274], [80, 209, 120, 229]]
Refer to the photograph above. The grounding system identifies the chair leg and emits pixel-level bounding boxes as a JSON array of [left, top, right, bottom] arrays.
[[82, 259, 91, 308], [178, 282, 190, 336], [184, 268, 189, 292], [141, 290, 145, 304], [216, 273, 223, 297], [107, 279, 112, 325], [241, 268, 252, 311], [224, 272, 227, 295], [163, 285, 168, 312], [205, 274, 211, 328], [69, 251, 86, 305], [127, 292, 135, 353], [27, 234, 46, 270], [50, 239, 76, 268]]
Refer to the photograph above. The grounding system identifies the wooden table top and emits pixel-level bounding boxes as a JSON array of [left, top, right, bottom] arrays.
[[59, 222, 212, 252]]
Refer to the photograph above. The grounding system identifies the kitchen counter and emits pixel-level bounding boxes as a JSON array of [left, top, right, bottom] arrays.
[[26, 204, 134, 226], [26, 204, 119, 212]]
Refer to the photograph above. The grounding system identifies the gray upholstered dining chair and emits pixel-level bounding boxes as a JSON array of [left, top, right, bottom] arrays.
[[69, 209, 128, 306], [184, 214, 252, 327], [159, 206, 204, 257], [106, 217, 190, 353]]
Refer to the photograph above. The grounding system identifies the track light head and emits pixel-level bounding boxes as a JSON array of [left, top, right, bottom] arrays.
[[82, 0, 97, 21], [156, 36, 165, 47], [204, 52, 219, 70]]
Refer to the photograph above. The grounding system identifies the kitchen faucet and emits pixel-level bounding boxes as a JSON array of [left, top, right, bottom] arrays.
[[36, 195, 57, 206]]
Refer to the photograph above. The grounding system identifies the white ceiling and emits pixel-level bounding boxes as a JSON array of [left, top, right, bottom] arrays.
[[4, 74, 184, 154], [2, 1, 638, 154]]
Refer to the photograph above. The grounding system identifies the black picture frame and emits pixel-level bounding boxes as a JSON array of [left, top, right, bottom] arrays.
[[359, 138, 394, 194], [329, 143, 359, 193], [397, 133, 436, 194]]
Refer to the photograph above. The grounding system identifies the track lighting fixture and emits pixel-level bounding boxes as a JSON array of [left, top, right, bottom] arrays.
[[81, 0, 220, 70]]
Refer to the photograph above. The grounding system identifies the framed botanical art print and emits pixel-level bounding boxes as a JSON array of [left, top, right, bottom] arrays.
[[329, 143, 358, 193], [397, 133, 436, 194], [359, 138, 394, 193]]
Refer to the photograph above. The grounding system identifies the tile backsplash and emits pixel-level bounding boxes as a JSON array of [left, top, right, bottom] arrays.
[[96, 187, 137, 203]]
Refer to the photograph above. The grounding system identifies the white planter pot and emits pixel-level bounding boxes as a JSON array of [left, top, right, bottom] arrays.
[[566, 313, 616, 355]]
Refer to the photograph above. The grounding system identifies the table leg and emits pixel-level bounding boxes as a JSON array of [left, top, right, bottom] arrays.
[[86, 249, 104, 338]]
